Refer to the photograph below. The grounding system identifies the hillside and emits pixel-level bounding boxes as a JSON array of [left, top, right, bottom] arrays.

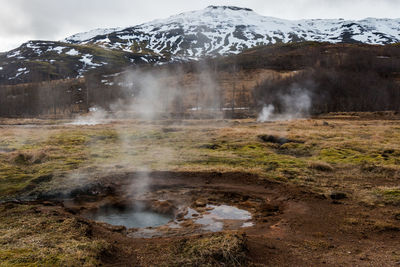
[[1, 42, 399, 117], [0, 41, 163, 85]]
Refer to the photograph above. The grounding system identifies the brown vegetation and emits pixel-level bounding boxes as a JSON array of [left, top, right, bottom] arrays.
[[1, 42, 400, 117]]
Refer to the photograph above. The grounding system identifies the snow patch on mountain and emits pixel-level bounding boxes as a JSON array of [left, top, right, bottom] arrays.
[[65, 27, 124, 43], [8, 67, 29, 80], [53, 46, 66, 54], [65, 49, 79, 56], [80, 54, 102, 67], [7, 50, 21, 58]]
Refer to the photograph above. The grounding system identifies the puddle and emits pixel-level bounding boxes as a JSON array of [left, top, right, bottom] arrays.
[[185, 204, 252, 232], [206, 205, 252, 220], [196, 217, 224, 232], [84, 204, 173, 229], [128, 204, 254, 237], [241, 222, 254, 228]]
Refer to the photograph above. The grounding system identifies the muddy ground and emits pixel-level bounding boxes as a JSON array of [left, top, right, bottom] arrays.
[[0, 114, 399, 266]]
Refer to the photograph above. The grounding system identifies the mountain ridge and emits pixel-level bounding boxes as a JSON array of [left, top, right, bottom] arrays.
[[64, 5, 400, 56]]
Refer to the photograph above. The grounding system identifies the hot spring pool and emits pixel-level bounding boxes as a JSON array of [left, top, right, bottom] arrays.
[[84, 204, 173, 229]]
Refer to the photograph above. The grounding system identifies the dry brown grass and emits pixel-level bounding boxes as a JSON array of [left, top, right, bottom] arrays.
[[308, 161, 334, 172], [0, 203, 110, 266], [1, 115, 400, 203], [174, 232, 248, 266], [10, 150, 49, 165], [1, 114, 400, 265]]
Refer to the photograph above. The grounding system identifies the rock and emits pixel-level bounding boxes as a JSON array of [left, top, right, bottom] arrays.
[[199, 144, 221, 150], [260, 202, 280, 216], [194, 198, 207, 207], [258, 134, 304, 145], [152, 200, 175, 214], [101, 223, 126, 233], [175, 212, 185, 220], [261, 203, 280, 212], [330, 192, 347, 200], [42, 201, 56, 206]]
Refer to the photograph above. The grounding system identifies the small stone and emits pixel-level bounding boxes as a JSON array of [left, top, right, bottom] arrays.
[[175, 213, 185, 221], [330, 191, 347, 200], [194, 199, 207, 207]]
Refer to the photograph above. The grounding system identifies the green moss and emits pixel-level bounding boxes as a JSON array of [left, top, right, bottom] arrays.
[[88, 130, 119, 143], [46, 132, 88, 147], [0, 131, 92, 198], [318, 148, 387, 164], [383, 189, 400, 197], [375, 188, 400, 205], [184, 140, 308, 181], [278, 143, 313, 157]]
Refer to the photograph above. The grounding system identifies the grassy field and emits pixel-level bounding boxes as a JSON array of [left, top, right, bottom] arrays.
[[0, 114, 399, 265]]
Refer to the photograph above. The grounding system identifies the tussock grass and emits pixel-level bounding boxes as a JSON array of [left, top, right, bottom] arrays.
[[174, 233, 247, 266], [11, 150, 48, 165], [373, 221, 400, 232], [0, 203, 111, 266], [308, 161, 334, 172]]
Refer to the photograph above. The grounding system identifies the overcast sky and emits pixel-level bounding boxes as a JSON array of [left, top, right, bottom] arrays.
[[0, 0, 399, 52]]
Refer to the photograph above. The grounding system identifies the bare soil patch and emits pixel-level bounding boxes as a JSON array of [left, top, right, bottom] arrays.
[[3, 171, 398, 266]]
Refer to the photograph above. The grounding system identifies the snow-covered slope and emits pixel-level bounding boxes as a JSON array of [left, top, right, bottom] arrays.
[[0, 40, 162, 85], [64, 6, 400, 60], [65, 27, 124, 43]]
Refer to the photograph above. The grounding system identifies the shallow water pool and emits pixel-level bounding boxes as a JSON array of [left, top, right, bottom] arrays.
[[84, 204, 173, 229]]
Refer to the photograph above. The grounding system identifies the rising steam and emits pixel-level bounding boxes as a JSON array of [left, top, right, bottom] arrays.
[[257, 86, 312, 122], [69, 106, 110, 125]]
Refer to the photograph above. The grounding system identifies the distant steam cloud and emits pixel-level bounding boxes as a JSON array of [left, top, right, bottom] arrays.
[[69, 106, 110, 125], [121, 69, 181, 120], [257, 86, 312, 122], [257, 104, 275, 122]]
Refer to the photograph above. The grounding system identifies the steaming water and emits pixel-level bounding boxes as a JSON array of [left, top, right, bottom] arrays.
[[85, 206, 173, 228], [67, 118, 109, 125], [68, 120, 103, 126]]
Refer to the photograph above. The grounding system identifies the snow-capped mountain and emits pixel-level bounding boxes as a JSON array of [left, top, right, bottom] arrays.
[[64, 5, 400, 60], [1, 5, 400, 85], [0, 40, 162, 85]]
